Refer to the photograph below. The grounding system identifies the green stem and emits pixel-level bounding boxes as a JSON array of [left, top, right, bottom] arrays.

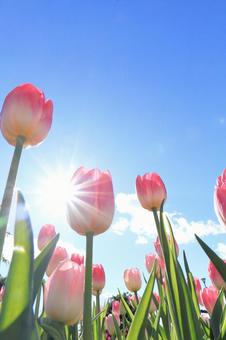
[[0, 136, 24, 261], [152, 208, 160, 235], [134, 291, 139, 305], [83, 232, 93, 340], [96, 290, 100, 339], [71, 324, 78, 340], [34, 285, 41, 318]]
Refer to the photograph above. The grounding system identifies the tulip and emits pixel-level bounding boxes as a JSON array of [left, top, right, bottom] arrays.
[[154, 235, 179, 259], [66, 167, 115, 236], [136, 172, 167, 211], [124, 268, 142, 293], [145, 253, 165, 279], [0, 83, 53, 147], [0, 287, 4, 302], [44, 260, 84, 325], [71, 252, 84, 266], [92, 264, 105, 295], [150, 293, 160, 313], [112, 300, 120, 315], [105, 314, 120, 336], [202, 286, 219, 315], [66, 167, 114, 339], [46, 246, 69, 277], [37, 224, 56, 251], [214, 169, 226, 226], [194, 277, 203, 305], [208, 260, 226, 290]]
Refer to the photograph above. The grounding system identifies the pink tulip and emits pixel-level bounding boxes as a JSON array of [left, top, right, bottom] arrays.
[[202, 286, 219, 315], [154, 235, 179, 259], [208, 260, 226, 290], [0, 287, 4, 302], [129, 294, 141, 306], [136, 172, 167, 211], [71, 252, 84, 266], [214, 169, 226, 226], [66, 167, 115, 236], [37, 224, 56, 251], [92, 264, 105, 295], [194, 277, 203, 305], [46, 246, 69, 277], [0, 83, 53, 147], [105, 314, 120, 336], [112, 300, 120, 315], [124, 268, 142, 292], [44, 260, 84, 325], [145, 253, 165, 278], [150, 293, 160, 313]]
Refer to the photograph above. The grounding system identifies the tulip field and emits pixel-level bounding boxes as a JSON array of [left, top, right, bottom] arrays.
[[1, 84, 226, 340]]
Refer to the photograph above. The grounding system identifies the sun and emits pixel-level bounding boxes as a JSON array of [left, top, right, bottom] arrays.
[[35, 167, 74, 221]]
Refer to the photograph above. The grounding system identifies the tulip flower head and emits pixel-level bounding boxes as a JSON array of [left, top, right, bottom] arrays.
[[37, 224, 56, 251], [124, 268, 142, 293], [150, 293, 160, 313], [46, 246, 69, 277], [194, 277, 203, 305], [112, 300, 120, 316], [71, 252, 84, 266], [136, 172, 167, 211], [145, 253, 165, 279], [44, 260, 84, 325], [154, 234, 179, 260], [92, 264, 105, 295], [208, 260, 226, 290], [105, 314, 120, 336], [66, 167, 115, 236], [0, 83, 53, 147], [214, 169, 226, 226], [202, 286, 219, 315]]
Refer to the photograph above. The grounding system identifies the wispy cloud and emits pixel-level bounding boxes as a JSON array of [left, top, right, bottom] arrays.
[[216, 243, 226, 258], [111, 193, 225, 245]]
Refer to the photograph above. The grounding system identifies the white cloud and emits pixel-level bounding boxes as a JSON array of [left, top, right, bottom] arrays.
[[111, 193, 225, 245], [216, 243, 226, 258]]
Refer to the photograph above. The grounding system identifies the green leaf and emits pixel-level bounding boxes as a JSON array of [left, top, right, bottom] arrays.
[[33, 234, 59, 302], [39, 318, 66, 340], [118, 290, 134, 322], [0, 191, 34, 340], [195, 234, 226, 282], [112, 314, 122, 340], [126, 264, 156, 340], [210, 289, 224, 339]]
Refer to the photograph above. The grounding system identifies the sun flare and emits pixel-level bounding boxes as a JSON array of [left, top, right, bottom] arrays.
[[36, 168, 74, 221]]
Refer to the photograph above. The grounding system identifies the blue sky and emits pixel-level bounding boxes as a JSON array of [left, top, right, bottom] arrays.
[[1, 0, 226, 297]]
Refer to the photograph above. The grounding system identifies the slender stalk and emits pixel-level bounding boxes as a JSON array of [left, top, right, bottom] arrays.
[[96, 290, 100, 339], [134, 291, 139, 305], [0, 135, 24, 260], [152, 208, 160, 234], [71, 324, 78, 340], [83, 232, 93, 340], [34, 285, 41, 318]]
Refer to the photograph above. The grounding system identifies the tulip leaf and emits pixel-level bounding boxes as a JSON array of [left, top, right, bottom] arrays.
[[126, 264, 156, 340], [112, 314, 122, 340], [39, 318, 66, 340], [195, 234, 226, 283], [33, 234, 59, 302], [0, 191, 34, 340], [210, 289, 224, 339], [118, 290, 134, 321]]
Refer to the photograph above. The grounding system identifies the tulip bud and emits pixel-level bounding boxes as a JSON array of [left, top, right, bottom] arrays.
[[0, 83, 53, 147], [150, 293, 160, 313], [46, 246, 69, 277], [112, 300, 120, 315], [154, 235, 179, 259], [202, 286, 219, 315], [71, 252, 84, 266], [105, 314, 120, 336], [194, 277, 203, 305], [37, 224, 56, 251], [136, 172, 167, 211], [145, 253, 165, 279], [92, 264, 105, 295], [208, 260, 226, 290], [0, 287, 4, 302], [124, 268, 142, 293], [66, 167, 115, 236], [44, 260, 84, 325]]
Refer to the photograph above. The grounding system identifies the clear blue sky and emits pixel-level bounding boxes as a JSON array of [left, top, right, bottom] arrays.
[[1, 0, 226, 297]]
